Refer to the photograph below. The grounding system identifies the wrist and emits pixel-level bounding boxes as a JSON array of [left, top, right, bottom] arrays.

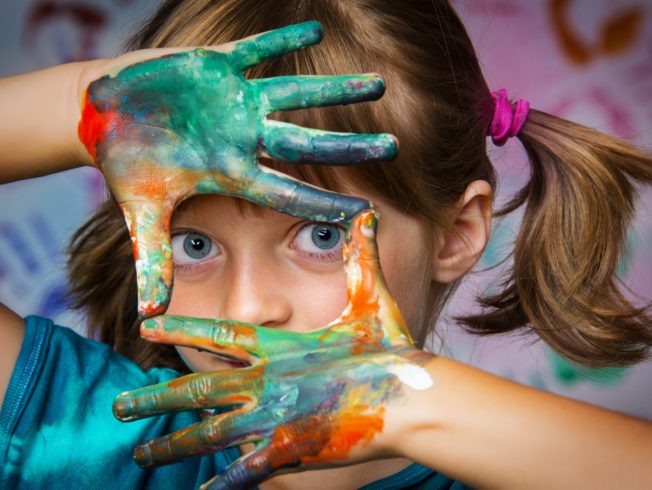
[[0, 61, 110, 183], [381, 351, 442, 460]]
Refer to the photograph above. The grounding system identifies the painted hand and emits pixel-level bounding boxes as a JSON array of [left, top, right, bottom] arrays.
[[113, 210, 434, 490], [78, 21, 397, 318]]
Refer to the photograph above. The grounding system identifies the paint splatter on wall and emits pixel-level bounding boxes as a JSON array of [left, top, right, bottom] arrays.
[[0, 0, 651, 418]]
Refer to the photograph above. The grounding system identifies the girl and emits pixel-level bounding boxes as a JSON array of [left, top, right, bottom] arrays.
[[2, 0, 652, 489]]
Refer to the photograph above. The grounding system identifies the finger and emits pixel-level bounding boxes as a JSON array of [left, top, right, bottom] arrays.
[[254, 74, 385, 113], [202, 415, 332, 490], [201, 441, 277, 490], [120, 199, 175, 319], [262, 120, 398, 165], [133, 410, 257, 468], [139, 315, 310, 361], [341, 210, 412, 342], [243, 165, 371, 222], [113, 366, 263, 421], [229, 21, 323, 71], [344, 209, 381, 270], [342, 209, 384, 307], [140, 315, 260, 361]]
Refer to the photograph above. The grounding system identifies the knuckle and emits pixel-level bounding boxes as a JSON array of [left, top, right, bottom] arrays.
[[210, 321, 231, 346], [187, 375, 212, 405], [199, 422, 219, 447]]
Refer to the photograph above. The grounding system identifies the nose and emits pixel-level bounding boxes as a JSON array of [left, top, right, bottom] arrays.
[[219, 252, 292, 328]]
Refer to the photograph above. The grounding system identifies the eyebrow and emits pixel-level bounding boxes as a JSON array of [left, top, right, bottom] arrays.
[[171, 211, 206, 229], [170, 202, 305, 231]]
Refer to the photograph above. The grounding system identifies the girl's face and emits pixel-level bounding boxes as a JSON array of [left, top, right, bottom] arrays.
[[166, 192, 435, 372]]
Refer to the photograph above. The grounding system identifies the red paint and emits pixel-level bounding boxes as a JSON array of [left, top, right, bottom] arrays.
[[78, 90, 106, 163], [78, 89, 132, 164], [139, 302, 163, 318]]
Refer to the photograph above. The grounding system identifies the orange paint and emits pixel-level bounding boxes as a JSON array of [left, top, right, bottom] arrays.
[[343, 214, 382, 319], [129, 227, 139, 261], [301, 406, 385, 464], [139, 302, 161, 318]]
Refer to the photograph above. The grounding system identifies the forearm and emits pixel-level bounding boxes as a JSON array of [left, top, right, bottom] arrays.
[[0, 61, 100, 183], [393, 356, 652, 489]]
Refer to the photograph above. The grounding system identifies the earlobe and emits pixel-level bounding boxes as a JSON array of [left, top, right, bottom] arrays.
[[432, 180, 493, 284]]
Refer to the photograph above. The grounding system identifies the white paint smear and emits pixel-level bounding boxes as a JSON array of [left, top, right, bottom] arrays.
[[388, 363, 434, 390]]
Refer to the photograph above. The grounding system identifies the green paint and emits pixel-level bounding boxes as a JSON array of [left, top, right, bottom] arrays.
[[81, 21, 398, 317], [547, 348, 629, 386], [112, 211, 432, 488], [616, 232, 635, 278]]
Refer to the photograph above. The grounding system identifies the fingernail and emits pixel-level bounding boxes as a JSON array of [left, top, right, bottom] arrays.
[[360, 210, 378, 237], [140, 319, 162, 339], [134, 444, 152, 467], [113, 392, 134, 419], [138, 301, 166, 320], [298, 20, 323, 43], [377, 134, 398, 160], [364, 74, 385, 96]]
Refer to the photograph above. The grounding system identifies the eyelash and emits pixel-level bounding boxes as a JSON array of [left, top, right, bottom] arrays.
[[174, 261, 209, 273], [289, 221, 346, 263], [171, 230, 220, 272], [170, 221, 346, 271]]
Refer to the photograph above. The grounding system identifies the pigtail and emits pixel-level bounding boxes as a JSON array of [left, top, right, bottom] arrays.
[[461, 109, 652, 367]]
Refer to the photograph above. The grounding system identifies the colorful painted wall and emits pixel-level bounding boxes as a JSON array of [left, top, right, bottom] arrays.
[[1, 0, 651, 418]]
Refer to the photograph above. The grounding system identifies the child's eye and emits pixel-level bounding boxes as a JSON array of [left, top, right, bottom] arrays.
[[291, 222, 345, 262], [171, 231, 220, 265]]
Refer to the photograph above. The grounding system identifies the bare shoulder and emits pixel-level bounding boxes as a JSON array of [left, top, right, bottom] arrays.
[[0, 303, 25, 404]]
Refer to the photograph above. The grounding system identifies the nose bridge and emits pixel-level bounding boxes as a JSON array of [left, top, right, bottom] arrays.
[[221, 247, 290, 327]]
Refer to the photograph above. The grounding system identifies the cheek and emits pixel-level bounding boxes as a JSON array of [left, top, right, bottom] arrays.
[[165, 272, 223, 318], [282, 266, 349, 329], [377, 226, 433, 331], [165, 262, 349, 331], [380, 253, 428, 323]]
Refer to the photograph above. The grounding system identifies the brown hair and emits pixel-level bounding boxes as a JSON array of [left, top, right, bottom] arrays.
[[68, 0, 652, 371]]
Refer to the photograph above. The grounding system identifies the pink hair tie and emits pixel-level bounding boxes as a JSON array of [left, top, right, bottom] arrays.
[[488, 88, 530, 146]]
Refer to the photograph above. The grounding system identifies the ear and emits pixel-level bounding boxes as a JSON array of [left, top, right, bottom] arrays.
[[432, 180, 493, 283]]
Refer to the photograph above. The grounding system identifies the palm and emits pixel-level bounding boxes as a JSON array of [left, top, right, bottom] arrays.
[[79, 21, 398, 318], [113, 210, 433, 490], [97, 49, 261, 194]]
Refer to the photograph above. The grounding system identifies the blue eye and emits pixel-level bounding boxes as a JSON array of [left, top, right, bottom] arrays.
[[292, 222, 345, 260], [311, 224, 340, 249], [171, 231, 219, 265]]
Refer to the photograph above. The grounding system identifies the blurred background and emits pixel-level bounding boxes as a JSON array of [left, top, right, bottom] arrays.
[[1, 0, 651, 417]]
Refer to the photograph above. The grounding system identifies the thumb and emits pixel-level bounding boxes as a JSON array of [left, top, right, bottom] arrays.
[[340, 212, 386, 305], [343, 209, 381, 280], [340, 209, 414, 344], [120, 199, 175, 318], [342, 209, 386, 312]]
